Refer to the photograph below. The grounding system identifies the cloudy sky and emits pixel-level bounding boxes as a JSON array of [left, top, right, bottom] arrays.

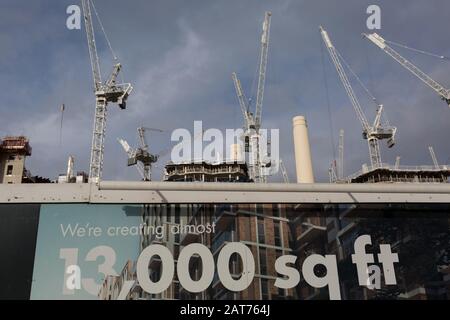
[[1, 0, 449, 182]]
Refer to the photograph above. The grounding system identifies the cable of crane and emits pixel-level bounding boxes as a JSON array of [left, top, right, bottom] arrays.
[[385, 39, 450, 61], [335, 46, 392, 127], [334, 48, 379, 106], [90, 0, 119, 62], [363, 41, 391, 128]]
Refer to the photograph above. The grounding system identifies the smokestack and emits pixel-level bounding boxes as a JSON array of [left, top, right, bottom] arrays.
[[292, 116, 315, 183]]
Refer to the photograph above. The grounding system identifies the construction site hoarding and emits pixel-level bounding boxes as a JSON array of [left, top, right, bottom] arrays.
[[0, 193, 449, 300]]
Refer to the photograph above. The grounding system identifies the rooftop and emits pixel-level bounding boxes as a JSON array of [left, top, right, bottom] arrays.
[[0, 136, 32, 156]]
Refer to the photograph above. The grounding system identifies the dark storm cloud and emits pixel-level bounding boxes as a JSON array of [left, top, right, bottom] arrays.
[[0, 0, 449, 182]]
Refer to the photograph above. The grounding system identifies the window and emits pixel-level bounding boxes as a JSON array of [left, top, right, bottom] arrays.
[[257, 218, 265, 244], [174, 282, 180, 300], [175, 205, 180, 224], [274, 222, 281, 247], [6, 165, 13, 175], [261, 279, 269, 300], [166, 206, 172, 223], [272, 204, 280, 217], [259, 248, 267, 275], [8, 155, 15, 161], [256, 204, 264, 214], [229, 252, 241, 274]]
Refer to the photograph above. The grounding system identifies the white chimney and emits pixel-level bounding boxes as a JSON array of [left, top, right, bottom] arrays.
[[292, 116, 315, 183]]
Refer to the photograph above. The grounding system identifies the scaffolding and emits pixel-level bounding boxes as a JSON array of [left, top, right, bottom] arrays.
[[164, 161, 250, 183]]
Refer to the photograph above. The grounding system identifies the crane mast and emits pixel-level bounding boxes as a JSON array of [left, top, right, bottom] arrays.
[[320, 26, 396, 168], [364, 33, 450, 108], [137, 127, 149, 151], [82, 0, 133, 183], [338, 129, 344, 179], [329, 161, 338, 183]]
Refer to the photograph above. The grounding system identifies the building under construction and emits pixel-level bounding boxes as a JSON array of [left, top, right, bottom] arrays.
[[164, 161, 250, 183], [0, 136, 35, 184], [346, 164, 450, 184]]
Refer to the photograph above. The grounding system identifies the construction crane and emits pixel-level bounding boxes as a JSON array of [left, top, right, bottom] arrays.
[[320, 26, 397, 169], [232, 12, 272, 183], [279, 159, 289, 183], [81, 0, 133, 183], [337, 129, 344, 180], [118, 138, 146, 180], [428, 146, 440, 169], [118, 127, 162, 181], [364, 33, 450, 108], [329, 129, 344, 182], [328, 160, 338, 183]]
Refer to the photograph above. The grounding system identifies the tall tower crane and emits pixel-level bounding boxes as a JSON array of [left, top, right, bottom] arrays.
[[118, 127, 162, 181], [364, 33, 450, 108], [329, 129, 344, 183], [328, 161, 338, 183], [338, 129, 344, 180], [81, 0, 133, 183], [232, 12, 272, 183], [320, 26, 397, 169]]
